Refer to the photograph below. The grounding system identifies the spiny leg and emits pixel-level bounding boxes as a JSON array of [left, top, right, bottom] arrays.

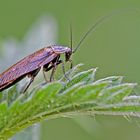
[[22, 77, 34, 93], [22, 68, 41, 93], [49, 63, 57, 82], [43, 56, 71, 82], [49, 55, 60, 82], [49, 59, 70, 82], [43, 63, 55, 82], [43, 63, 49, 82], [43, 60, 62, 82], [49, 60, 62, 82]]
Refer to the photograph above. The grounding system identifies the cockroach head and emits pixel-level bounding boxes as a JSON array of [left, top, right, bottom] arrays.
[[65, 49, 72, 62]]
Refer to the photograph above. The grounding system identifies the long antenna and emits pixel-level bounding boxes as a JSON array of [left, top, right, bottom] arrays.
[[70, 24, 73, 68], [72, 9, 138, 53], [70, 24, 73, 50]]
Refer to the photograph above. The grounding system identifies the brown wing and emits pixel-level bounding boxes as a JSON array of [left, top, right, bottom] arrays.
[[0, 47, 58, 87]]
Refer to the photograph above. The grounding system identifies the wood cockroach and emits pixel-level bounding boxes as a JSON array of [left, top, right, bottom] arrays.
[[0, 10, 127, 93]]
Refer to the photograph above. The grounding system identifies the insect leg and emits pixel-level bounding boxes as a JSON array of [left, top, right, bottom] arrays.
[[22, 68, 41, 93], [69, 59, 73, 69], [61, 60, 70, 82], [49, 59, 70, 82], [49, 63, 56, 82], [43, 63, 49, 82], [43, 60, 62, 82], [49, 60, 62, 82]]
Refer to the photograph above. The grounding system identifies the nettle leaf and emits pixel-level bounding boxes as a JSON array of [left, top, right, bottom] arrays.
[[0, 64, 139, 139]]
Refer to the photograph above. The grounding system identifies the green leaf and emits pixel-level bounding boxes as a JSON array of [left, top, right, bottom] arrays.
[[0, 64, 139, 139]]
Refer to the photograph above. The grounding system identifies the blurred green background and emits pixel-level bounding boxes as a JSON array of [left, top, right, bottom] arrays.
[[1, 0, 140, 140]]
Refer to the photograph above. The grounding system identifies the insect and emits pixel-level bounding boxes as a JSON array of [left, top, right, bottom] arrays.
[[0, 10, 129, 93]]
